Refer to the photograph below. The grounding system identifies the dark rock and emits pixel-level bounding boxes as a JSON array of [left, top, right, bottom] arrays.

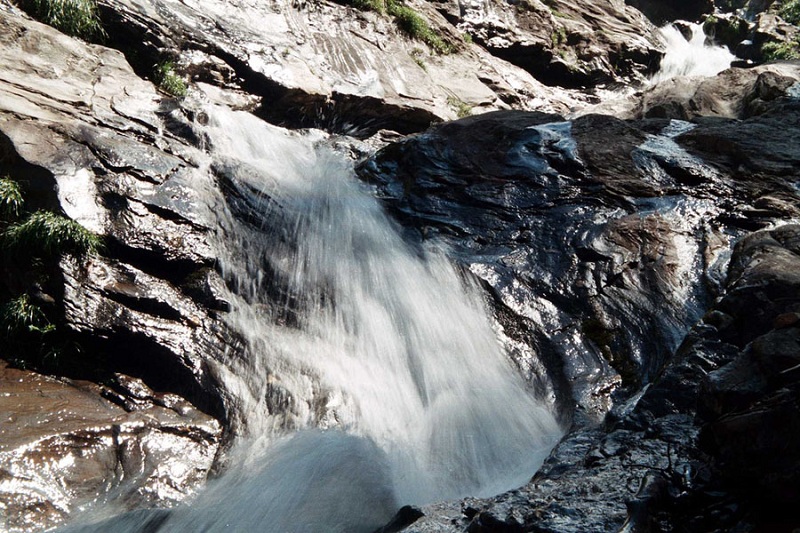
[[0, 361, 220, 532], [697, 226, 800, 513], [633, 63, 800, 121], [625, 0, 714, 24], [702, 14, 751, 50], [455, 0, 663, 89], [374, 506, 425, 533]]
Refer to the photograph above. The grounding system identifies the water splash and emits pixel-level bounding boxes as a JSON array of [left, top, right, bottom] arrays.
[[651, 23, 735, 84], [55, 107, 561, 532]]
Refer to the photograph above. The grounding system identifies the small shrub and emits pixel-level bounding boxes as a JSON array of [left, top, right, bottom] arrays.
[[551, 26, 567, 47], [410, 48, 428, 71], [447, 96, 472, 118], [1, 294, 54, 336], [154, 61, 188, 97], [0, 178, 24, 220], [779, 0, 800, 25], [462, 33, 473, 43], [762, 38, 800, 61], [17, 0, 104, 39], [388, 2, 452, 54], [4, 211, 102, 258]]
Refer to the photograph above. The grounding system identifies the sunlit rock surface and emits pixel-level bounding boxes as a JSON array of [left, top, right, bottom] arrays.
[[0, 0, 799, 530], [0, 362, 220, 533], [92, 0, 589, 131], [452, 0, 663, 88]]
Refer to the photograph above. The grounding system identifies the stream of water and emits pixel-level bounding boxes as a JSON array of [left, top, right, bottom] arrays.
[[651, 23, 735, 84], [62, 109, 560, 532]]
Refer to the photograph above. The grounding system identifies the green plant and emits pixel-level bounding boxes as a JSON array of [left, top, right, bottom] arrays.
[[551, 26, 567, 47], [0, 177, 24, 220], [462, 33, 473, 43], [762, 38, 800, 61], [779, 0, 800, 25], [409, 48, 427, 70], [447, 96, 472, 118], [17, 0, 104, 39], [4, 211, 102, 258], [348, 0, 453, 54], [388, 2, 452, 54], [154, 61, 188, 97], [1, 294, 54, 336]]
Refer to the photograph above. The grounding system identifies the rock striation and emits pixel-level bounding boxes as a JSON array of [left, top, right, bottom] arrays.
[[0, 0, 799, 530]]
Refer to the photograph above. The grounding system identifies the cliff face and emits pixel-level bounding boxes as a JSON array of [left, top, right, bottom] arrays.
[[1, 0, 799, 531]]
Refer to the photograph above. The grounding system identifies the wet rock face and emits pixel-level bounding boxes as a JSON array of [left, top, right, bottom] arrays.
[[625, 0, 714, 24], [92, 0, 584, 132], [0, 362, 221, 533], [358, 101, 800, 531], [0, 9, 232, 420], [453, 0, 663, 88], [357, 107, 795, 423], [0, 9, 234, 529]]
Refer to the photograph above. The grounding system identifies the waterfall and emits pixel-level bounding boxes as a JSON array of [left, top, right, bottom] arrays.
[[650, 23, 735, 84], [62, 108, 560, 532]]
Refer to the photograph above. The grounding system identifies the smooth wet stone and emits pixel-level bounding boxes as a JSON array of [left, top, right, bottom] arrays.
[[0, 362, 221, 532]]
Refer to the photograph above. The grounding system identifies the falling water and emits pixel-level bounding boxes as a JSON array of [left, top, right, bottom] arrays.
[[62, 108, 561, 532], [650, 23, 735, 84]]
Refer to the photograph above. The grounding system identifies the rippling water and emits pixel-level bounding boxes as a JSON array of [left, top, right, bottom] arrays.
[[61, 108, 561, 532]]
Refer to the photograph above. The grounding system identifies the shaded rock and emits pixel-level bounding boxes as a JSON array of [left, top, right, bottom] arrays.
[[625, 0, 714, 25], [677, 100, 800, 205], [374, 505, 425, 533], [632, 62, 800, 120], [358, 109, 755, 426], [0, 361, 220, 532], [696, 225, 800, 523], [454, 0, 663, 89], [702, 13, 751, 51]]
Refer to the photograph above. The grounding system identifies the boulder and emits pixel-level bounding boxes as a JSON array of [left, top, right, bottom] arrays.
[[625, 0, 714, 24], [89, 0, 584, 132], [0, 362, 221, 532], [452, 0, 663, 88], [631, 63, 800, 120]]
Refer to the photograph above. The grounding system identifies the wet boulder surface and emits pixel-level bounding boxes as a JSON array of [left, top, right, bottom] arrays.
[[357, 90, 800, 531], [0, 362, 221, 533], [0, 0, 800, 530]]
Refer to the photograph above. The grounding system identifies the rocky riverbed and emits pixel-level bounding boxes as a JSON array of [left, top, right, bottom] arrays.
[[0, 0, 799, 531]]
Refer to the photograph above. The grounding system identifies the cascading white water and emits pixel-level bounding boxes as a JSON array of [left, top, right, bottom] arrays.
[[90, 107, 560, 532], [650, 23, 735, 84]]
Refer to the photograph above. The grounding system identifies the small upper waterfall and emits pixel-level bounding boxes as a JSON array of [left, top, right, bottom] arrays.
[[57, 107, 559, 532], [650, 23, 735, 84]]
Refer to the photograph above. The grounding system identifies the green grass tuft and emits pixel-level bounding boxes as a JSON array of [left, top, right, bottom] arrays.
[[349, 0, 453, 54], [387, 1, 452, 54], [0, 177, 24, 220], [154, 61, 188, 97], [447, 96, 472, 118], [762, 38, 800, 61], [4, 211, 102, 258], [17, 0, 104, 39], [1, 294, 54, 336], [779, 0, 800, 25]]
